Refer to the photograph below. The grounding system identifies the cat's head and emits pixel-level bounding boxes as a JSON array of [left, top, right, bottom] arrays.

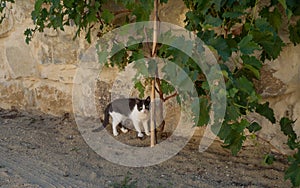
[[136, 96, 151, 113]]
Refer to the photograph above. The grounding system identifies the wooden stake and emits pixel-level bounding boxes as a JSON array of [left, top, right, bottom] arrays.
[[150, 0, 159, 147], [150, 78, 156, 147]]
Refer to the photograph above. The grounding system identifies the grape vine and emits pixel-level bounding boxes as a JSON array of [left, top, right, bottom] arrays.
[[0, 0, 299, 186]]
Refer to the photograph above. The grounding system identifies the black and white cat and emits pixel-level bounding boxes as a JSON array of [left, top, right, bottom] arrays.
[[102, 96, 151, 138]]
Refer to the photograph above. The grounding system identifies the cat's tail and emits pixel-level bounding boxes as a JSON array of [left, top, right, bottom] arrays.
[[92, 104, 110, 132], [102, 104, 111, 127]]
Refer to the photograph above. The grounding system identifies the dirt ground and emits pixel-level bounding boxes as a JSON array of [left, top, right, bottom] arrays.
[[0, 107, 292, 188]]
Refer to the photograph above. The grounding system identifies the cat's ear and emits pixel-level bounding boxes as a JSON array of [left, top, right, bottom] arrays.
[[145, 96, 150, 102], [135, 98, 140, 104]]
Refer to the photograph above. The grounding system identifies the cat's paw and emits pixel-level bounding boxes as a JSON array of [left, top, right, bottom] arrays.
[[145, 131, 150, 136], [113, 131, 119, 136], [137, 132, 144, 138], [120, 127, 128, 133]]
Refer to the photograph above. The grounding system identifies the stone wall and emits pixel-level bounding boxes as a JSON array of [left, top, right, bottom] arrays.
[[0, 1, 80, 115], [0, 0, 299, 153], [253, 45, 300, 154]]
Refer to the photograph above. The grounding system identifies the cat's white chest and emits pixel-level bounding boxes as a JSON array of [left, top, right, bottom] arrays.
[[129, 106, 149, 121]]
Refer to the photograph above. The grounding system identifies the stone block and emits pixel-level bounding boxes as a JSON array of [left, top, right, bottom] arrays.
[[0, 80, 26, 109], [0, 7, 14, 38], [37, 30, 79, 65], [34, 81, 73, 115], [39, 64, 76, 84], [5, 44, 39, 78]]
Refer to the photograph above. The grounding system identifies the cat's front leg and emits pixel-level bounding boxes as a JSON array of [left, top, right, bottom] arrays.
[[143, 120, 150, 136], [132, 120, 143, 138], [112, 119, 120, 136]]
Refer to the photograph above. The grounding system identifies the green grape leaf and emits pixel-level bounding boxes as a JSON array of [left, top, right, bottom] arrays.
[[255, 102, 276, 123], [280, 117, 297, 137], [110, 49, 126, 66], [228, 88, 238, 98], [251, 19, 285, 60], [34, 0, 43, 10], [241, 55, 262, 69], [270, 7, 283, 30], [260, 7, 282, 31], [160, 0, 168, 4], [162, 62, 177, 81], [222, 11, 244, 19], [289, 19, 300, 45], [247, 122, 262, 133], [278, 0, 288, 9], [244, 64, 260, 79], [236, 76, 254, 95], [212, 0, 222, 12], [207, 37, 231, 61], [219, 120, 248, 156], [102, 9, 114, 23], [285, 150, 300, 187], [160, 80, 175, 95], [86, 10, 98, 23], [63, 0, 75, 8], [148, 59, 157, 76], [231, 119, 249, 132], [134, 81, 145, 98], [98, 51, 109, 65], [197, 97, 210, 126], [176, 71, 192, 92], [223, 131, 246, 156], [238, 35, 260, 55], [203, 15, 223, 27], [280, 117, 298, 149], [130, 50, 144, 62], [133, 61, 149, 77], [225, 104, 240, 121], [263, 153, 275, 165]]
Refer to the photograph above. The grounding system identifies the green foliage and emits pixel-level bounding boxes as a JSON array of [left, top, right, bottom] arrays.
[[183, 1, 300, 185], [0, 0, 15, 24], [197, 97, 210, 127], [24, 0, 108, 43], [115, 0, 153, 22], [134, 81, 145, 98], [111, 175, 137, 188], [238, 35, 260, 55], [218, 119, 249, 155], [247, 122, 262, 133], [279, 117, 300, 186], [23, 0, 157, 44], [1, 0, 300, 186], [289, 19, 300, 45], [255, 102, 276, 124], [263, 153, 275, 165], [280, 117, 299, 150], [183, 0, 297, 153], [285, 150, 300, 187]]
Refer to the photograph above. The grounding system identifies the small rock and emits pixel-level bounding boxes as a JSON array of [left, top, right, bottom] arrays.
[[65, 135, 74, 140], [63, 171, 70, 177], [89, 172, 97, 180]]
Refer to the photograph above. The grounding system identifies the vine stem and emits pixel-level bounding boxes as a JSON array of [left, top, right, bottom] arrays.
[[163, 92, 178, 102], [251, 134, 286, 155]]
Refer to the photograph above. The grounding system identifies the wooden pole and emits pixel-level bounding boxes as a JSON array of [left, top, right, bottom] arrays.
[[150, 0, 159, 147], [150, 78, 156, 147]]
